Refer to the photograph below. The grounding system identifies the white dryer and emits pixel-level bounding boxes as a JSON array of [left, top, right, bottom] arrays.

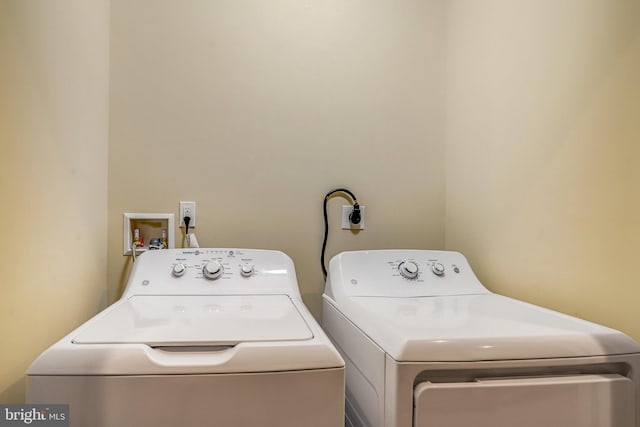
[[322, 249, 640, 427], [28, 248, 344, 427]]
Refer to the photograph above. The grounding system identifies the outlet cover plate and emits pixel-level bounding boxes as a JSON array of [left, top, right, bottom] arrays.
[[342, 205, 365, 230], [179, 201, 196, 228]]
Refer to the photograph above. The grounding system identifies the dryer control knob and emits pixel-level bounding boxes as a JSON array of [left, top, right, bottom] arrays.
[[432, 262, 445, 276], [172, 263, 187, 277], [203, 261, 224, 280], [398, 261, 419, 279], [240, 264, 254, 277]]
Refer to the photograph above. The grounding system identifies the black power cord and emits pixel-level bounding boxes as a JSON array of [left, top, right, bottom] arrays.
[[184, 216, 191, 247], [321, 188, 360, 278]]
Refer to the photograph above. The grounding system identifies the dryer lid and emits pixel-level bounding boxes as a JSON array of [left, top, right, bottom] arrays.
[[338, 293, 640, 361], [72, 295, 313, 346]]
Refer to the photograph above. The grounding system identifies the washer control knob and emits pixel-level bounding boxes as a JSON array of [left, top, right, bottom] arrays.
[[398, 261, 419, 279], [172, 263, 187, 277], [240, 264, 254, 277], [432, 262, 445, 276], [203, 261, 224, 280]]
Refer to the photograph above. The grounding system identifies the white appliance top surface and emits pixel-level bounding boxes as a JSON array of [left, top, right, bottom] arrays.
[[73, 295, 313, 346], [324, 250, 640, 362], [336, 293, 640, 361], [28, 249, 345, 376]]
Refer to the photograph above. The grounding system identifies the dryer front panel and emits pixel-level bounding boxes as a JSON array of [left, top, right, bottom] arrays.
[[413, 374, 635, 427]]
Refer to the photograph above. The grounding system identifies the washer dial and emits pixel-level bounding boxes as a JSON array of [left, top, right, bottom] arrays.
[[203, 261, 224, 280], [172, 263, 187, 277], [398, 261, 419, 279], [240, 264, 254, 277]]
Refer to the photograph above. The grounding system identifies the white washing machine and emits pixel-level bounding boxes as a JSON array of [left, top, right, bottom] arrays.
[[322, 249, 640, 427], [28, 248, 344, 427]]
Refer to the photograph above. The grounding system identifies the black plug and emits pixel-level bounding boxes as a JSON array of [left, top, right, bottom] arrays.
[[349, 203, 361, 225], [184, 216, 191, 236]]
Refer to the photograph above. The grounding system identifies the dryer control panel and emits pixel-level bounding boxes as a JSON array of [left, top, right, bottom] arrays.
[[325, 250, 490, 298], [122, 248, 301, 298]]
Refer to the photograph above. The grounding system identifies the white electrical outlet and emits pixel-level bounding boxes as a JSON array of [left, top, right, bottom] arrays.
[[342, 205, 365, 230], [179, 201, 196, 228]]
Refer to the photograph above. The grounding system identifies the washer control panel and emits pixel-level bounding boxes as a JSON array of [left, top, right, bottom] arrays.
[[326, 250, 489, 298], [123, 248, 299, 297]]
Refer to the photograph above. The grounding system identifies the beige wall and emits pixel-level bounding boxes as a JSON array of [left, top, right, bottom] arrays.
[[445, 1, 640, 340], [4, 0, 638, 405], [108, 0, 446, 316], [0, 1, 109, 403]]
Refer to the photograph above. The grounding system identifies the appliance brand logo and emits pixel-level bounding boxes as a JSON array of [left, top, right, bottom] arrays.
[[0, 405, 68, 427]]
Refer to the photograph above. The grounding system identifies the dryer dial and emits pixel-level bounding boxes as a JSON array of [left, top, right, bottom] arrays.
[[432, 262, 445, 276], [398, 261, 419, 279], [203, 261, 224, 280]]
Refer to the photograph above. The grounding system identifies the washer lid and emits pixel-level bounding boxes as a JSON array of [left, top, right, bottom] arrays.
[[339, 293, 640, 361], [72, 295, 313, 346]]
